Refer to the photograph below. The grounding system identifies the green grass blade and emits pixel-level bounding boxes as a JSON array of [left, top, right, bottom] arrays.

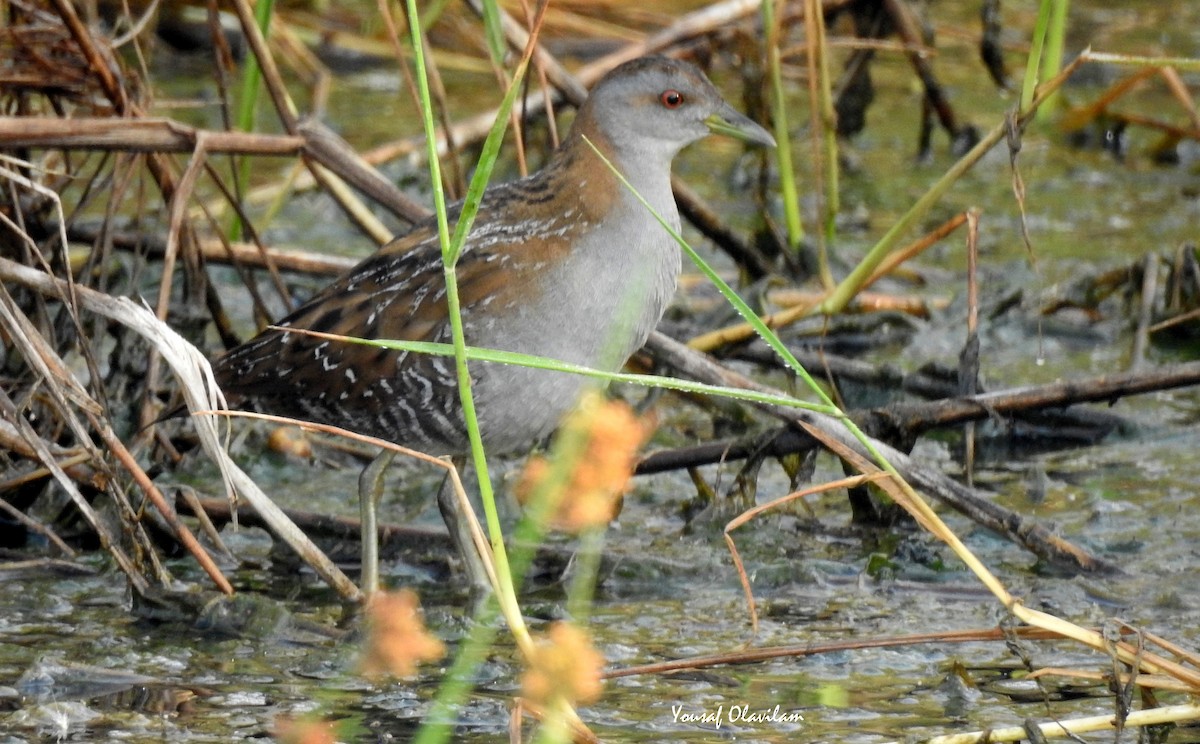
[[1040, 0, 1069, 116], [580, 135, 897, 482], [762, 0, 805, 253], [447, 50, 535, 265], [318, 333, 839, 414], [1021, 0, 1055, 111]]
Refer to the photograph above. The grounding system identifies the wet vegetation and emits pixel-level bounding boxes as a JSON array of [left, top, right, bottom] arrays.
[[3, 0, 1200, 741]]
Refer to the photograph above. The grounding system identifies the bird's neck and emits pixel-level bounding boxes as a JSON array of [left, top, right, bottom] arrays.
[[553, 124, 677, 226]]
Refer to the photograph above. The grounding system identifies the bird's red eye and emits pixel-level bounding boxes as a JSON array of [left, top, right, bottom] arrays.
[[660, 90, 684, 109]]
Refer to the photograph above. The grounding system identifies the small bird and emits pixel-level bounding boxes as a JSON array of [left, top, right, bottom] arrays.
[[211, 55, 775, 592]]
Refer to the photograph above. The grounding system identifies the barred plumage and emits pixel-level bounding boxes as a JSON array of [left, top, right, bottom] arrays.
[[208, 56, 774, 590]]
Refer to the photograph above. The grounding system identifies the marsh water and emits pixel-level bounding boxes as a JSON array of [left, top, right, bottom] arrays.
[[5, 2, 1200, 742]]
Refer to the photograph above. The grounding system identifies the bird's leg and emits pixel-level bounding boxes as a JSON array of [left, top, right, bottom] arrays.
[[437, 456, 493, 592], [358, 448, 397, 596]]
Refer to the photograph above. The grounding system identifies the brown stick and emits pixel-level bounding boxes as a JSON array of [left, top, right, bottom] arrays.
[[100, 423, 234, 595], [606, 625, 1067, 679], [882, 0, 965, 139], [223, 0, 391, 244], [0, 386, 148, 592], [47, 0, 182, 208], [643, 330, 1122, 574], [0, 256, 362, 600], [177, 495, 454, 555], [0, 117, 305, 154], [637, 357, 1200, 473], [880, 360, 1200, 431], [65, 222, 358, 276], [0, 493, 76, 557]]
